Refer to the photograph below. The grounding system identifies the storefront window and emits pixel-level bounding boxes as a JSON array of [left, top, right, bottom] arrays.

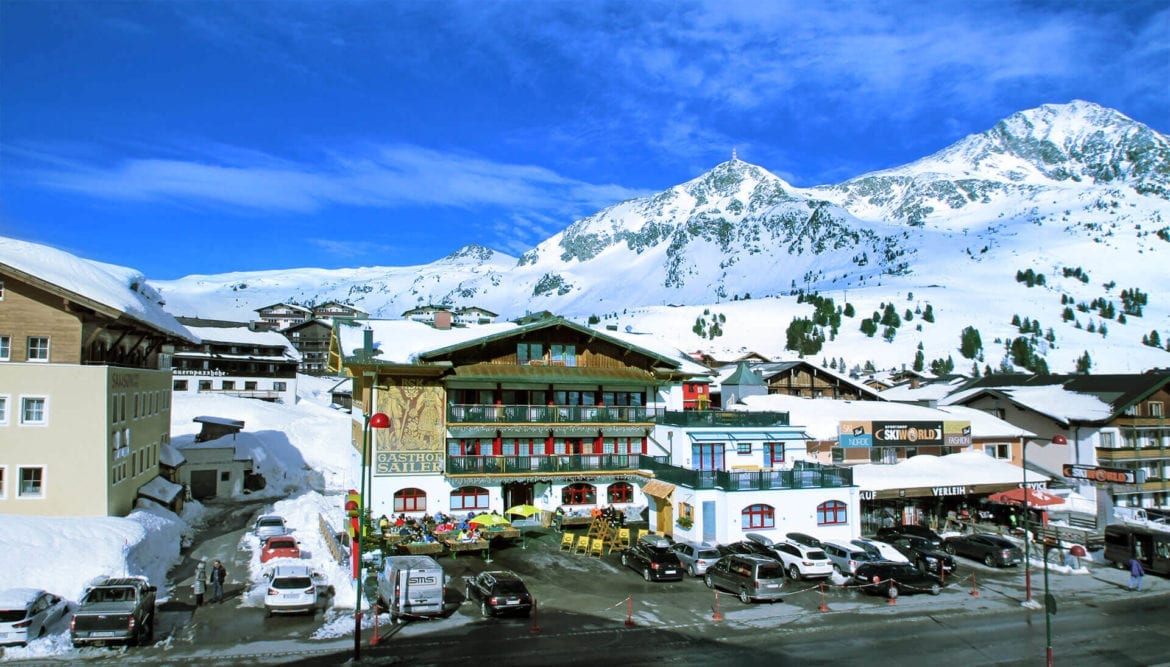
[[562, 483, 596, 505]]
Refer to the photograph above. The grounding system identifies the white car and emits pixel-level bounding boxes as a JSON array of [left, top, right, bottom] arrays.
[[263, 565, 331, 616], [0, 588, 68, 646], [772, 541, 834, 581], [851, 538, 911, 564]]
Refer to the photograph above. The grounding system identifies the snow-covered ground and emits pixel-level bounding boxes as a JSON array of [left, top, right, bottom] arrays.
[[0, 375, 355, 660]]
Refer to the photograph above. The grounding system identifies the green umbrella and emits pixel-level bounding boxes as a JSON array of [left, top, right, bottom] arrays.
[[469, 513, 511, 527], [505, 504, 542, 518]]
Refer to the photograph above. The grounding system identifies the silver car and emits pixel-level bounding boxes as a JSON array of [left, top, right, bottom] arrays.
[[704, 554, 786, 604], [670, 541, 723, 577], [254, 514, 288, 540], [0, 588, 68, 646]]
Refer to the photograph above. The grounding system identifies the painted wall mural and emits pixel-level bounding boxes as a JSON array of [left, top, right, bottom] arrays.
[[375, 377, 446, 475]]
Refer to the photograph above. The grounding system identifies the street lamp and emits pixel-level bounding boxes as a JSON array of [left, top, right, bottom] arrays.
[[354, 411, 390, 661], [1021, 433, 1067, 609]]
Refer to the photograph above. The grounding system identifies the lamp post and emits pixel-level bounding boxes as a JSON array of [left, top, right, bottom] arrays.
[[1020, 433, 1067, 609], [354, 411, 390, 662]]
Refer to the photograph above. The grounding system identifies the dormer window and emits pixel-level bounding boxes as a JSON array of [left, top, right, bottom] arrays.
[[517, 343, 543, 365]]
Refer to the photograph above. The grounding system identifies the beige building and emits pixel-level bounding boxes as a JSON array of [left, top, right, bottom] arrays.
[[0, 237, 196, 517]]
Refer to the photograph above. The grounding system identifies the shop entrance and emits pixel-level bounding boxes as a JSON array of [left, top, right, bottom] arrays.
[[503, 482, 535, 508]]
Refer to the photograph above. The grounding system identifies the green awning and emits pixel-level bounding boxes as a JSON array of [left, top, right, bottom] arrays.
[[687, 430, 808, 443]]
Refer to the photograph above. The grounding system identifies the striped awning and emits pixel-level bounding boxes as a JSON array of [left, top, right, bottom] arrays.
[[641, 479, 676, 500]]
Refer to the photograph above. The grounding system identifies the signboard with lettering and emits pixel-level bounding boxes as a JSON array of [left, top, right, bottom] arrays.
[[873, 421, 945, 447], [374, 378, 447, 476], [838, 421, 873, 448], [943, 421, 973, 447], [1062, 464, 1141, 485]]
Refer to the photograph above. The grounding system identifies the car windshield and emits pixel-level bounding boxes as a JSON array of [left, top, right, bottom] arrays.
[[84, 588, 134, 603], [259, 519, 283, 528], [757, 563, 785, 579], [0, 610, 28, 622], [269, 540, 296, 549], [273, 577, 312, 590]]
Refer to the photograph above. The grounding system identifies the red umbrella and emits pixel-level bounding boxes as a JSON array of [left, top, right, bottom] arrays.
[[988, 487, 1065, 507]]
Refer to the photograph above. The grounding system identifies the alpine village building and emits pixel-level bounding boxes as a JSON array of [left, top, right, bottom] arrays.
[[0, 238, 195, 516]]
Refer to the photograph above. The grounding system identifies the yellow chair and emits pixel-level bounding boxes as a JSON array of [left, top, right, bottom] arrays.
[[616, 528, 631, 549], [635, 529, 648, 543], [559, 532, 576, 552], [574, 535, 591, 555], [589, 538, 605, 558]]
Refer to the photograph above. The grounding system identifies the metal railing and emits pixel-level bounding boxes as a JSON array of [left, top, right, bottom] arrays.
[[447, 404, 659, 424], [638, 457, 852, 491], [446, 454, 660, 475], [657, 410, 790, 427]]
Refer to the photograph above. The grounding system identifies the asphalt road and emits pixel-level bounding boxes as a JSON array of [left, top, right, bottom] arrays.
[[16, 504, 1169, 666]]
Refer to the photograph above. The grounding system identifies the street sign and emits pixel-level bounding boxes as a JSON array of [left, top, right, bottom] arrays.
[[1062, 464, 1141, 484]]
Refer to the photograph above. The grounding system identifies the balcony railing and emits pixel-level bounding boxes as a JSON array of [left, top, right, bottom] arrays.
[[446, 454, 660, 475], [1097, 447, 1170, 462], [639, 457, 852, 491], [447, 404, 659, 424], [657, 410, 789, 427]]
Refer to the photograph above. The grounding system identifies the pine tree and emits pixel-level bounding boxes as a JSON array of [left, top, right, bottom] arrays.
[[1075, 351, 1092, 374], [922, 304, 935, 323], [843, 303, 855, 317], [959, 326, 983, 359], [913, 349, 925, 372]]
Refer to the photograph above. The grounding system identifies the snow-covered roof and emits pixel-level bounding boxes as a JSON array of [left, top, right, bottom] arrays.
[[137, 476, 184, 504], [159, 442, 186, 468], [943, 385, 1114, 424], [933, 405, 1035, 438], [0, 587, 42, 608], [880, 376, 968, 403], [178, 430, 259, 453], [182, 325, 301, 361], [337, 319, 519, 363], [0, 236, 195, 342], [737, 394, 974, 441], [853, 451, 1048, 492]]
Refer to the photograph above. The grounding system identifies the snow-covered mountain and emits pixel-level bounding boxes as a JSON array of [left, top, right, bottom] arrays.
[[151, 101, 1170, 375]]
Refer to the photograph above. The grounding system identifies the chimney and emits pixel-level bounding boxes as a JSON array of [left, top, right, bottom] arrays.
[[363, 326, 374, 357], [434, 311, 453, 330]]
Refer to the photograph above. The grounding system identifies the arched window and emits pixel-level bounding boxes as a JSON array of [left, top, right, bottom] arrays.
[[742, 503, 775, 529], [561, 483, 596, 506], [450, 486, 489, 511], [607, 482, 633, 504], [393, 487, 427, 512], [817, 500, 847, 526]]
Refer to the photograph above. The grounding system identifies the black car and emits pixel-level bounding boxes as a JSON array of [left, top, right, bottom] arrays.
[[943, 534, 1024, 567], [875, 525, 944, 549], [719, 540, 777, 560], [464, 570, 533, 617], [621, 535, 685, 581], [852, 562, 944, 597], [877, 534, 957, 576]]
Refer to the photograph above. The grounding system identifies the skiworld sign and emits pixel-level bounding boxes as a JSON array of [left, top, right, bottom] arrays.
[[838, 420, 972, 448], [1062, 464, 1142, 485]]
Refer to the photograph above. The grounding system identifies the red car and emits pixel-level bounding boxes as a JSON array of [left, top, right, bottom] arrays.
[[260, 536, 301, 563]]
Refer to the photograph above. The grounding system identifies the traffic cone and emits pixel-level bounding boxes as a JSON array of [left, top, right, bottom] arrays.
[[713, 590, 724, 621]]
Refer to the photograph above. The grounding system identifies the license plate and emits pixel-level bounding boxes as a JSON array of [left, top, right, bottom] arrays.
[[92, 631, 116, 637], [664, 570, 677, 575], [765, 584, 779, 588], [505, 599, 519, 605]]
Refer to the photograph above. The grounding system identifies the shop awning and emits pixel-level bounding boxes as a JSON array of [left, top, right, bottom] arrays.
[[988, 487, 1065, 507], [641, 479, 676, 500]]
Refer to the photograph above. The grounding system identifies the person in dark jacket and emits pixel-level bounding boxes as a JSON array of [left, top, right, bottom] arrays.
[[209, 560, 227, 603], [1128, 557, 1145, 592]]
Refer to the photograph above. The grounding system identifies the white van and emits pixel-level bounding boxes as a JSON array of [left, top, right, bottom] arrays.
[[377, 555, 445, 623]]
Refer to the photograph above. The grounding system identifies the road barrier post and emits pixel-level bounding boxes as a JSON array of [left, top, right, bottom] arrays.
[[818, 581, 829, 612], [530, 599, 541, 634], [625, 595, 635, 627], [969, 572, 980, 597], [713, 590, 723, 621]]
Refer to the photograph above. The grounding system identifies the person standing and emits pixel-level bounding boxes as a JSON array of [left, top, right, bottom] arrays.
[[209, 560, 227, 603], [1128, 556, 1145, 592], [193, 561, 207, 607]]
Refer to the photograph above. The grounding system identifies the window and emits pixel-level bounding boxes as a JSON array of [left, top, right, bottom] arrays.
[[274, 382, 287, 392], [222, 381, 235, 391], [0, 467, 5, 499], [26, 337, 49, 362], [550, 344, 577, 367], [173, 380, 187, 392], [18, 467, 44, 498], [678, 502, 694, 523], [817, 500, 848, 525], [607, 482, 633, 504], [742, 504, 775, 529], [220, 471, 231, 482], [1100, 432, 1117, 448], [245, 381, 257, 391], [984, 443, 1010, 459], [20, 397, 46, 425], [831, 448, 844, 463], [561, 483, 596, 505], [764, 442, 785, 466], [1150, 402, 1164, 418], [0, 395, 7, 425], [198, 381, 211, 392], [517, 342, 543, 364], [0, 279, 4, 300], [736, 443, 752, 455], [0, 335, 9, 360], [450, 486, 489, 511], [1124, 404, 1139, 416], [394, 487, 427, 512]]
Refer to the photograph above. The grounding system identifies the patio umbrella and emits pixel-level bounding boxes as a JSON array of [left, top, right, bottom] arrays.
[[988, 488, 1065, 507], [505, 504, 541, 518], [469, 513, 512, 527]]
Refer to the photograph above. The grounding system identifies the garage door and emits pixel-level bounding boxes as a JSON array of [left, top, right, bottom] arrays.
[[190, 469, 218, 499]]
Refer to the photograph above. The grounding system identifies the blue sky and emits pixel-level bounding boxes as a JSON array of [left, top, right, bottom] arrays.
[[1, 1, 1167, 279]]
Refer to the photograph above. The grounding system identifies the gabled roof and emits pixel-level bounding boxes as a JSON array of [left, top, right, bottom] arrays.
[[282, 318, 334, 333], [0, 236, 195, 342], [723, 361, 766, 387], [255, 302, 312, 314], [942, 373, 1170, 424], [713, 359, 885, 400]]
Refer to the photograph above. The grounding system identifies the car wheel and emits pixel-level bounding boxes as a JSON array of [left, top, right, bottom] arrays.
[[984, 554, 996, 567], [686, 565, 695, 577], [265, 607, 273, 618], [788, 565, 801, 581], [643, 568, 651, 582], [481, 601, 490, 617], [945, 543, 956, 555], [739, 588, 751, 604], [704, 574, 714, 589], [832, 564, 843, 576], [930, 584, 941, 596]]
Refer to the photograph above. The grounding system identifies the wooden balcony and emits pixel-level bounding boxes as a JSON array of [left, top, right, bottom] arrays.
[[1096, 447, 1170, 463], [447, 403, 658, 425]]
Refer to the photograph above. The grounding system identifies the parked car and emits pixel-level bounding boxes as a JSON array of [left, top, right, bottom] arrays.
[[254, 515, 288, 540], [943, 534, 1023, 567], [785, 532, 824, 549], [770, 541, 834, 581], [722, 536, 779, 560], [70, 577, 156, 648], [875, 525, 944, 550], [851, 538, 911, 563], [621, 534, 685, 582], [822, 539, 883, 576], [671, 541, 723, 577], [852, 561, 945, 597], [464, 570, 533, 617], [878, 534, 957, 576], [260, 535, 302, 563], [263, 565, 332, 616], [0, 588, 68, 647], [703, 554, 786, 604]]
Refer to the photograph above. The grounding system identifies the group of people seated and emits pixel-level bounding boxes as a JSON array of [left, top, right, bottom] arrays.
[[377, 511, 485, 544]]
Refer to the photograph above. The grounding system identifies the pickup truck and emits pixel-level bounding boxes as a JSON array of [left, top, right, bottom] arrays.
[[69, 577, 156, 648]]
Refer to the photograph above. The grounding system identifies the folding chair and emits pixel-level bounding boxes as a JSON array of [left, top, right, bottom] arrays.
[[616, 528, 631, 549], [560, 532, 576, 551], [574, 535, 591, 555], [589, 538, 605, 558]]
